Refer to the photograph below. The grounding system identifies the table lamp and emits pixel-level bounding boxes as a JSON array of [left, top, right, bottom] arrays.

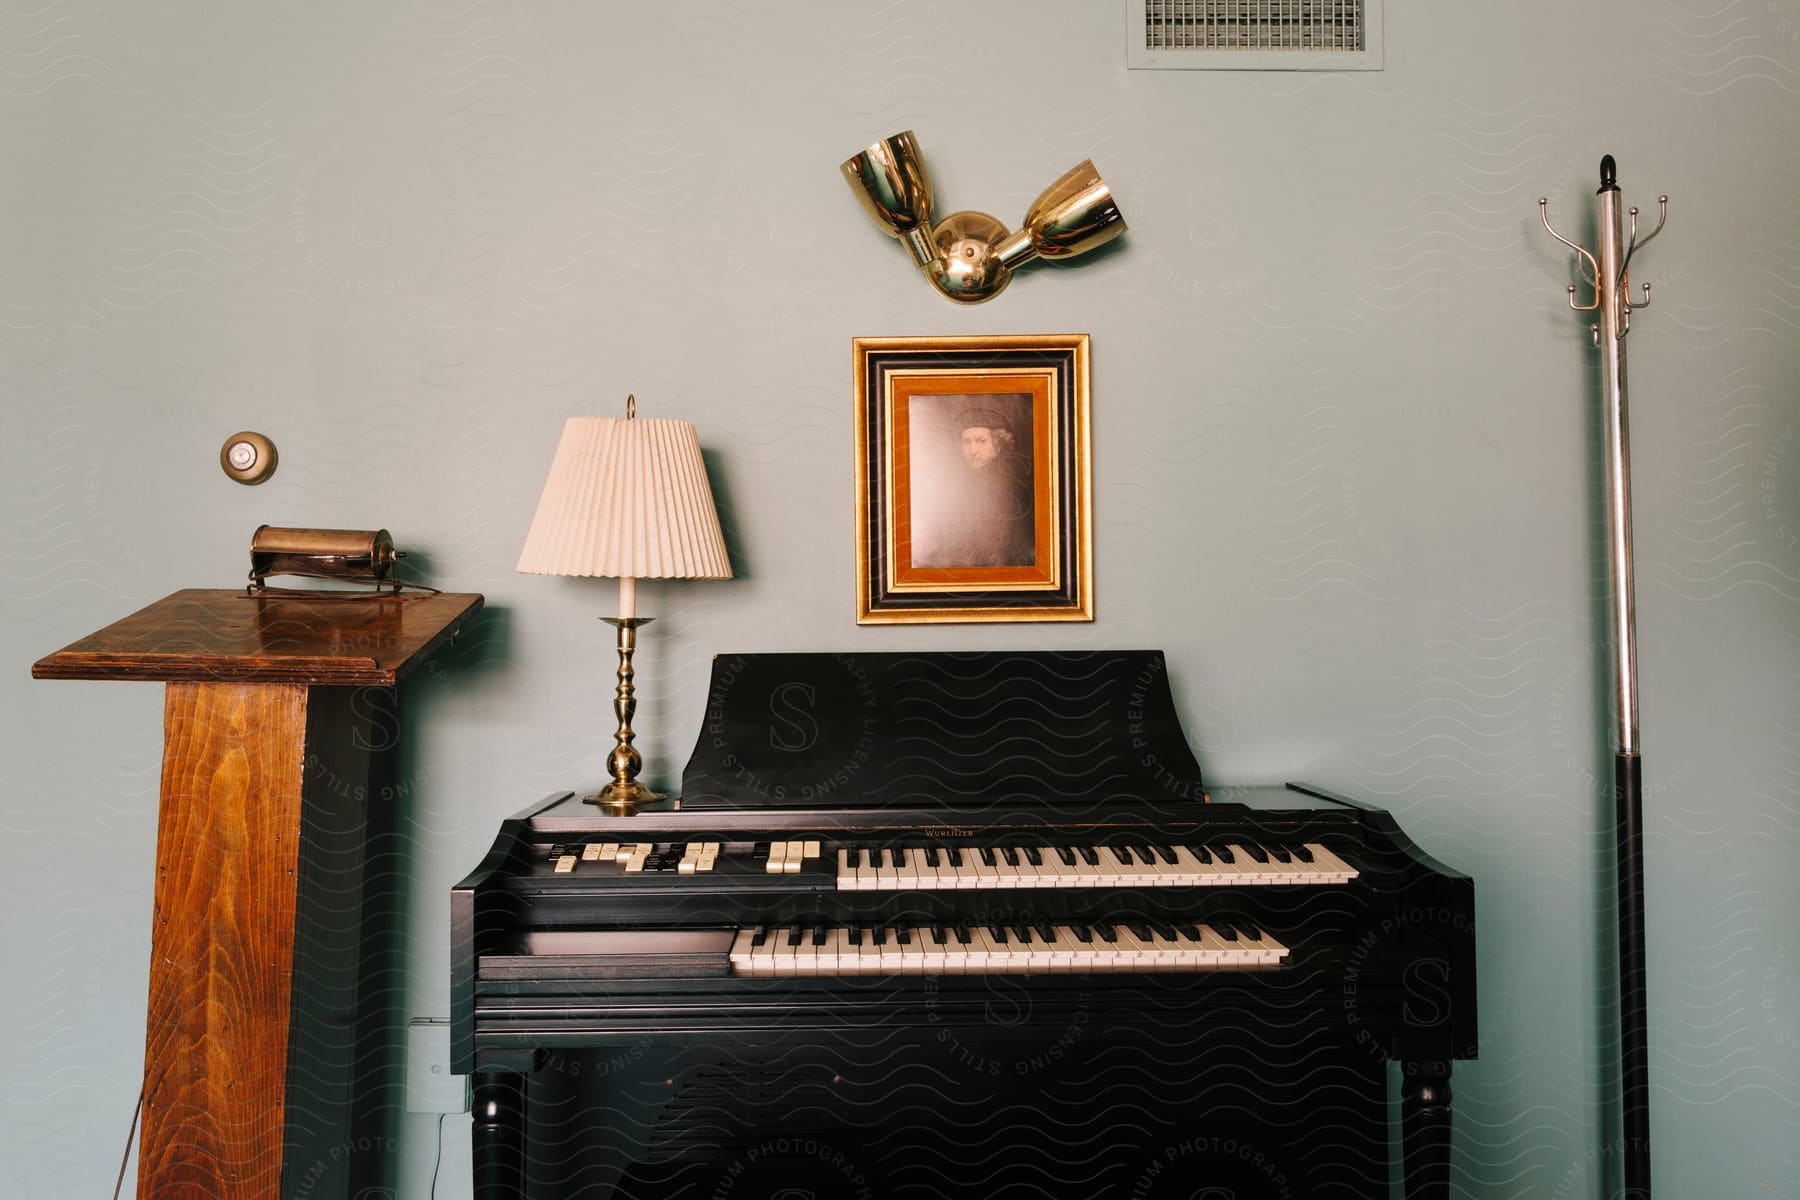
[[518, 396, 732, 815]]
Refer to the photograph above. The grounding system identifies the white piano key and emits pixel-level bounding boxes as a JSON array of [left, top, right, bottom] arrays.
[[1307, 843, 1359, 882], [1225, 844, 1278, 884], [900, 928, 929, 973], [851, 848, 879, 891], [728, 928, 758, 973], [876, 930, 908, 972], [770, 928, 802, 974], [1010, 848, 1045, 886], [792, 931, 820, 976], [916, 928, 947, 972], [944, 852, 980, 890], [875, 848, 900, 890], [748, 931, 779, 974], [1093, 846, 1134, 886], [894, 848, 927, 890]]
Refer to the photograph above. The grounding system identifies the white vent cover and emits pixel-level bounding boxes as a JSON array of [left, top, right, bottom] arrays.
[[1127, 0, 1383, 71]]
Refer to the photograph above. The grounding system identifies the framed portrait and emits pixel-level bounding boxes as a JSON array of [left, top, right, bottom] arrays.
[[854, 334, 1092, 624]]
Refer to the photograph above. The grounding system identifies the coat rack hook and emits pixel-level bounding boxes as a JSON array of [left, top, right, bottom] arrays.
[[1540, 197, 1602, 311], [1622, 196, 1668, 279]]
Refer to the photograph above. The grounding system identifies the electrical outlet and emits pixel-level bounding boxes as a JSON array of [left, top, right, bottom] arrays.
[[405, 1018, 467, 1114]]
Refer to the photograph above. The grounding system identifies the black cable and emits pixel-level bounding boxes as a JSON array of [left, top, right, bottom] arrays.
[[429, 1111, 448, 1199], [112, 1083, 144, 1200]]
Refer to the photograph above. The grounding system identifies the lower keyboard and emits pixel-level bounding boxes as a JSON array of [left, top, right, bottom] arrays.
[[728, 919, 1286, 975]]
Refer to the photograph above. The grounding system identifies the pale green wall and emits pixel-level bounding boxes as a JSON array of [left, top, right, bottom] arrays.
[[4, 2, 1797, 1196]]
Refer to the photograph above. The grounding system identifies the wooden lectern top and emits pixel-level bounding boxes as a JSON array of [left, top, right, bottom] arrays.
[[31, 587, 484, 686]]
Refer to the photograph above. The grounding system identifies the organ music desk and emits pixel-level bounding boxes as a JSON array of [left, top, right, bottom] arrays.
[[34, 588, 483, 1200], [454, 651, 1477, 1200]]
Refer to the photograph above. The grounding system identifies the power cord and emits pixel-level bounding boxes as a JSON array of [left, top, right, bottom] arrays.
[[429, 1111, 448, 1199], [111, 1082, 144, 1200]]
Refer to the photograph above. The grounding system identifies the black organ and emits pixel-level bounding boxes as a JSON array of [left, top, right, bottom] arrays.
[[452, 651, 1477, 1198]]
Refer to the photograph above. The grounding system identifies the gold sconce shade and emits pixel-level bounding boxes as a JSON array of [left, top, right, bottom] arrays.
[[841, 130, 938, 269], [995, 160, 1127, 267], [839, 131, 1128, 304]]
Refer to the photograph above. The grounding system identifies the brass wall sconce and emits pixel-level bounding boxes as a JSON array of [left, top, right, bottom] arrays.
[[840, 131, 1128, 304]]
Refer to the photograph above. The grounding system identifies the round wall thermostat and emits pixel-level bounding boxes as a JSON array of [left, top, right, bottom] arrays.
[[220, 431, 278, 484]]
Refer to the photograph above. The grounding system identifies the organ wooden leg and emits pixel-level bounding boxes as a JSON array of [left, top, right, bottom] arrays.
[[1401, 1059, 1453, 1200], [472, 1071, 527, 1200]]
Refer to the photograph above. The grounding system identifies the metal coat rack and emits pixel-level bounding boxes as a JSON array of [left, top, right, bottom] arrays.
[[1538, 155, 1668, 1200]]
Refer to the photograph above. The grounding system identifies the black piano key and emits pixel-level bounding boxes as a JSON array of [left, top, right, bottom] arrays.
[[872, 926, 889, 947], [895, 847, 908, 868], [924, 846, 941, 868], [895, 926, 912, 945], [1077, 846, 1099, 866], [1269, 843, 1293, 864], [1147, 918, 1178, 941], [1242, 842, 1270, 864], [930, 924, 948, 945], [953, 926, 973, 945], [1213, 844, 1236, 864], [1125, 921, 1153, 941], [811, 927, 827, 947], [947, 847, 964, 867], [979, 847, 997, 867], [1000, 846, 1019, 867], [1215, 922, 1241, 942], [1024, 846, 1043, 866], [1153, 843, 1178, 865], [1096, 924, 1119, 944], [1073, 924, 1094, 943], [847, 926, 864, 946], [1187, 844, 1214, 864], [1055, 846, 1076, 866], [1294, 843, 1315, 863], [1175, 921, 1203, 942], [786, 926, 804, 947], [749, 925, 769, 947], [987, 925, 1008, 945], [1033, 919, 1058, 943], [1010, 923, 1032, 943]]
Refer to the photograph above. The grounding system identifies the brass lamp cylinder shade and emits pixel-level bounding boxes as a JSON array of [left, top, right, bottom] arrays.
[[841, 131, 938, 268], [994, 160, 1127, 270]]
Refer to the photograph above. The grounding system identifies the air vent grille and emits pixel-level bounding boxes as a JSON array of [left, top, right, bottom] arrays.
[[1145, 0, 1364, 51], [1129, 0, 1383, 70]]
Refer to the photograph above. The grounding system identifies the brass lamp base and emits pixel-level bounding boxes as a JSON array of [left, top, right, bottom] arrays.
[[585, 779, 664, 817], [584, 615, 659, 817]]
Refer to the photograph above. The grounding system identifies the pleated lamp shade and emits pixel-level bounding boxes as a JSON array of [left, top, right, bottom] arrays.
[[517, 414, 732, 582]]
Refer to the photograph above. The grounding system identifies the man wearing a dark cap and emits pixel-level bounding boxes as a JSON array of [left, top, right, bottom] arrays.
[[915, 406, 1035, 568]]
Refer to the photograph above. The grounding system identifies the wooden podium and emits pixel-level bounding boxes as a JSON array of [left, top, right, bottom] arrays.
[[34, 588, 484, 1200]]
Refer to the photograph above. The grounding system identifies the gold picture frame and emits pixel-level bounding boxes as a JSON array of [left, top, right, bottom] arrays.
[[854, 334, 1093, 624]]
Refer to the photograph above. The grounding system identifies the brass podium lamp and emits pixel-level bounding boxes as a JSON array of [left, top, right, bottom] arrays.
[[517, 396, 732, 815], [840, 130, 1128, 303]]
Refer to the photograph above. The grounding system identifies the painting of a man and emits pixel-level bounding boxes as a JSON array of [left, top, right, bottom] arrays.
[[909, 394, 1036, 569]]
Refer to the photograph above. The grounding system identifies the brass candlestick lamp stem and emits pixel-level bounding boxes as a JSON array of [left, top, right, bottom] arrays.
[[590, 616, 660, 815]]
